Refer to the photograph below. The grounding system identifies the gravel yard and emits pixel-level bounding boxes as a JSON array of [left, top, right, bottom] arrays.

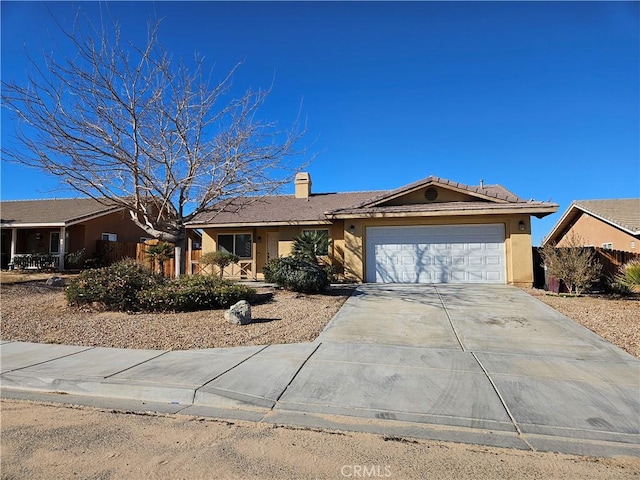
[[0, 282, 354, 350], [526, 289, 640, 358], [1, 279, 638, 357]]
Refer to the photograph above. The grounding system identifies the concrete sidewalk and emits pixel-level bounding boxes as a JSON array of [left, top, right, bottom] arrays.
[[2, 284, 639, 458]]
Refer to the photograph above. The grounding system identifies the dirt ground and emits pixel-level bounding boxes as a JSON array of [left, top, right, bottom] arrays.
[[2, 399, 639, 480], [0, 281, 354, 350]]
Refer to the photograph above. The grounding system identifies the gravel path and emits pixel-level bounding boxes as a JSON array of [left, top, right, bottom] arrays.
[[1, 282, 638, 358], [0, 282, 354, 350]]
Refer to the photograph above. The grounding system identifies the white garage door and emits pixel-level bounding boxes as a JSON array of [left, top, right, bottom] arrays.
[[366, 224, 505, 284]]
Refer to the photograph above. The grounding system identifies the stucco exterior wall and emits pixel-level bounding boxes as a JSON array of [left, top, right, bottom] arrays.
[[199, 215, 535, 285], [384, 186, 485, 206], [556, 213, 638, 253], [201, 222, 343, 280], [81, 211, 149, 256]]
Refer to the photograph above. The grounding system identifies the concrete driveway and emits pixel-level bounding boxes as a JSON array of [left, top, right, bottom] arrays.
[[2, 284, 639, 457]]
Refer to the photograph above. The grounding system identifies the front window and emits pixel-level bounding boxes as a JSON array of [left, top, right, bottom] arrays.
[[218, 233, 252, 258], [102, 233, 117, 242]]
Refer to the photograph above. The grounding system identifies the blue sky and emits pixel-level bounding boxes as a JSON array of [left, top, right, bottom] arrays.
[[1, 1, 638, 245]]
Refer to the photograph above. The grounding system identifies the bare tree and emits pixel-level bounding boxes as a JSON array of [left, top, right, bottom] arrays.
[[2, 11, 307, 276], [540, 233, 603, 295]]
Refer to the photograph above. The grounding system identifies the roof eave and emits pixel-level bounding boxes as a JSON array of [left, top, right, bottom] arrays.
[[327, 205, 558, 220], [185, 219, 332, 229]]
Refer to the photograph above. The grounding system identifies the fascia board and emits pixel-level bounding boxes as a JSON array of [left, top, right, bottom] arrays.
[[328, 206, 558, 220], [185, 220, 332, 229]]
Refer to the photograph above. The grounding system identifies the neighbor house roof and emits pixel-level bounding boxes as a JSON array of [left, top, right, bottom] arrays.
[[0, 198, 122, 227], [543, 199, 640, 245], [187, 175, 558, 228]]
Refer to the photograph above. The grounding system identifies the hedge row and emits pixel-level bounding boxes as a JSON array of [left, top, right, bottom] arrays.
[[65, 260, 254, 312]]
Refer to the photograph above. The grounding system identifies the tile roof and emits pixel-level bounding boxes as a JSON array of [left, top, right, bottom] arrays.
[[1, 198, 121, 226], [187, 175, 558, 227], [188, 191, 383, 226], [352, 176, 528, 208], [573, 199, 640, 233], [328, 201, 557, 217]]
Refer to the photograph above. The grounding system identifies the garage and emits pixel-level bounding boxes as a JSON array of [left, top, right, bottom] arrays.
[[365, 224, 505, 284]]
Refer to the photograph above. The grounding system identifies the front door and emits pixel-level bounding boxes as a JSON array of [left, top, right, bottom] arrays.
[[267, 232, 279, 261]]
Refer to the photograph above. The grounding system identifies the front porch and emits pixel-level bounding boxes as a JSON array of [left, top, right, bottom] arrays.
[[1, 227, 69, 271]]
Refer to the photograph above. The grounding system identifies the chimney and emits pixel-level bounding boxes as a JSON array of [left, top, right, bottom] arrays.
[[294, 172, 312, 199]]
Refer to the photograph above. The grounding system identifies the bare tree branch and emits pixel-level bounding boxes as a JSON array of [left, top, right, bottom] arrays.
[[2, 9, 309, 275]]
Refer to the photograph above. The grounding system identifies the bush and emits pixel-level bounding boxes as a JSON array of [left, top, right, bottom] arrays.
[[199, 250, 240, 278], [292, 230, 331, 264], [611, 258, 640, 294], [65, 259, 163, 311], [138, 275, 255, 312], [540, 233, 602, 295], [263, 257, 329, 293]]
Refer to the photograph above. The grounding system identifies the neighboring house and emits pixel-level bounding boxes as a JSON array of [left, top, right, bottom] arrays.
[[542, 199, 640, 253], [186, 173, 558, 286], [0, 198, 150, 270]]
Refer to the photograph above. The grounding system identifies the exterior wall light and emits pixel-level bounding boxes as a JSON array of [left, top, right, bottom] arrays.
[[349, 225, 356, 234], [518, 221, 525, 231]]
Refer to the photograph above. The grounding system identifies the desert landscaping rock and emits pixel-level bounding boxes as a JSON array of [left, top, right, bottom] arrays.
[[224, 300, 252, 325], [45, 276, 64, 287]]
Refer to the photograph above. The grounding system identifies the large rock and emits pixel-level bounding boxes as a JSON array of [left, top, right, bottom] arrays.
[[224, 300, 252, 326], [46, 276, 65, 287]]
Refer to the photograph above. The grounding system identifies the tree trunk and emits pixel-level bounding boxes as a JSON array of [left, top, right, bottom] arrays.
[[174, 235, 188, 278]]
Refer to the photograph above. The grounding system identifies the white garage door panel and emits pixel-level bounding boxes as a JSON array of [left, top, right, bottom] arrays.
[[366, 224, 505, 284]]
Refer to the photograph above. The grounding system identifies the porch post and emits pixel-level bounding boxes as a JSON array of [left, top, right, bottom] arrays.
[[187, 236, 193, 275], [58, 226, 66, 270], [10, 228, 17, 262]]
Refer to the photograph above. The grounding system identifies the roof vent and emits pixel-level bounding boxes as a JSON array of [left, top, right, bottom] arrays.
[[424, 187, 438, 202]]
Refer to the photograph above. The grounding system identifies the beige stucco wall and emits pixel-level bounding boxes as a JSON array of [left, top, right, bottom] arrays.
[[384, 186, 485, 206], [556, 213, 638, 253], [199, 215, 535, 286], [200, 223, 341, 279]]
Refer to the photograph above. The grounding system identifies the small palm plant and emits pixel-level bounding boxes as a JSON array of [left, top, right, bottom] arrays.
[[292, 230, 331, 265], [145, 242, 175, 277], [614, 258, 640, 293]]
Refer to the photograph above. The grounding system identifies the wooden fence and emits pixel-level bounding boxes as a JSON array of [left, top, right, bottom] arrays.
[[96, 239, 201, 277], [533, 246, 640, 292], [95, 239, 137, 265]]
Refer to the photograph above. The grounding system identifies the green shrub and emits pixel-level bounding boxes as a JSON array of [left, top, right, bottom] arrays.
[[199, 250, 240, 278], [611, 259, 640, 294], [292, 230, 331, 264], [138, 275, 255, 312], [263, 256, 329, 293], [65, 259, 163, 311], [64, 249, 86, 269]]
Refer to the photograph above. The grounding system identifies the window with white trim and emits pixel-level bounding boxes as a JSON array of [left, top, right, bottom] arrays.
[[601, 242, 613, 250], [218, 233, 252, 258], [302, 228, 330, 256], [102, 233, 117, 242]]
